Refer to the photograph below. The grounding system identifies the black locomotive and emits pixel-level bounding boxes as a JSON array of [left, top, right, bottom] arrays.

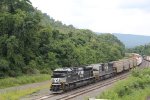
[[50, 67, 94, 93]]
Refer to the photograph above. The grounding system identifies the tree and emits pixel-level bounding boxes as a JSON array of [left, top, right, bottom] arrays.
[[0, 0, 33, 13], [0, 0, 125, 77]]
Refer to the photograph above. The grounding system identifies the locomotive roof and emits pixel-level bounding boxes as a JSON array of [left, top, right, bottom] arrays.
[[54, 68, 72, 71], [54, 66, 94, 72]]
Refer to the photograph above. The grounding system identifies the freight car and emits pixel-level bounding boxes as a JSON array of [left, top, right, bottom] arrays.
[[50, 54, 143, 93], [128, 58, 135, 69], [144, 56, 150, 61], [132, 53, 143, 65]]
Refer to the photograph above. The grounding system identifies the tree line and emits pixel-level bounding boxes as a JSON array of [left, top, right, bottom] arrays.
[[127, 43, 150, 56], [0, 0, 125, 77]]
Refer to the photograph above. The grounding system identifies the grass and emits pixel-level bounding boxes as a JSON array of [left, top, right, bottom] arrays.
[[0, 81, 50, 100], [96, 68, 150, 100], [0, 74, 50, 89]]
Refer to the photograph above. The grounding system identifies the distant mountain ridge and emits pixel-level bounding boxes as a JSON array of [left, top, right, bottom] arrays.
[[96, 33, 150, 48], [112, 33, 150, 48]]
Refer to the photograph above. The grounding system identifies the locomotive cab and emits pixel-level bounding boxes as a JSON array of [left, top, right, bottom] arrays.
[[50, 68, 71, 93]]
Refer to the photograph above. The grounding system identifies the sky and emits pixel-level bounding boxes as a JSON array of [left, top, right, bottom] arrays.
[[30, 0, 150, 36]]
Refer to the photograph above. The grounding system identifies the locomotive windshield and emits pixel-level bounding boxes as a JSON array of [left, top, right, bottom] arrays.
[[52, 71, 67, 78]]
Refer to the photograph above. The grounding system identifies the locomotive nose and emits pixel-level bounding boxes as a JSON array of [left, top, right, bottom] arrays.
[[50, 84, 63, 93], [52, 78, 60, 83]]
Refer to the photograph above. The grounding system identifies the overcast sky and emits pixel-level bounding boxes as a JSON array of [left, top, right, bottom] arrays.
[[30, 0, 150, 36]]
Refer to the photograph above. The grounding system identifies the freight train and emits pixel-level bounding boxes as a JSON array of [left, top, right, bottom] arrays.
[[50, 53, 143, 93]]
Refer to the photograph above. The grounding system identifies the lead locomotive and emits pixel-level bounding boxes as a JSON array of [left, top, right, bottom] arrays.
[[50, 67, 94, 93]]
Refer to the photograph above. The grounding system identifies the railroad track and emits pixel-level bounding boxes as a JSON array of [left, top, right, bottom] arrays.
[[34, 94, 55, 100], [56, 73, 129, 100], [36, 72, 129, 100]]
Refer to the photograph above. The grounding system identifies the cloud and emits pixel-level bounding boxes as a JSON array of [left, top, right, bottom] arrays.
[[30, 0, 150, 36], [119, 0, 150, 11]]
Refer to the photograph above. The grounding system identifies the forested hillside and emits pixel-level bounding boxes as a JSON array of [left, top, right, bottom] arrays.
[[0, 0, 125, 77], [127, 43, 150, 56]]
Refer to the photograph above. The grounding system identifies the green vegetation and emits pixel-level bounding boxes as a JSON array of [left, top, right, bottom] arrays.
[[0, 0, 125, 78], [0, 74, 50, 89], [97, 68, 150, 100], [127, 43, 150, 55], [0, 81, 50, 100]]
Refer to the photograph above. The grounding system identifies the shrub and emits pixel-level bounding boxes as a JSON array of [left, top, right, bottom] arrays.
[[98, 68, 150, 100]]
